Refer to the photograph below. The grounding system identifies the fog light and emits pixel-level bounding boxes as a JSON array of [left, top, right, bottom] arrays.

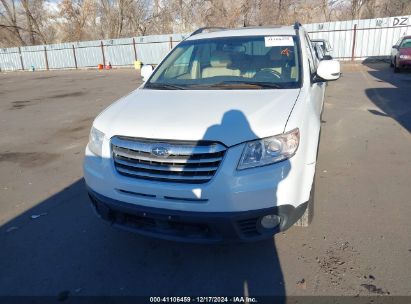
[[260, 214, 281, 229]]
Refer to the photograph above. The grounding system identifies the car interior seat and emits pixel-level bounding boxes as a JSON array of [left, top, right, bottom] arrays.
[[202, 51, 241, 78]]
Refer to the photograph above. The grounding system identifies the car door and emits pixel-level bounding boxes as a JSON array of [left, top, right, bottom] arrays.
[[305, 34, 325, 118]]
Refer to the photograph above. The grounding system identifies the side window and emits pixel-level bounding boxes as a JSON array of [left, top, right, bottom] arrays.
[[304, 34, 317, 76], [164, 45, 194, 79], [314, 44, 323, 61], [174, 45, 194, 66]]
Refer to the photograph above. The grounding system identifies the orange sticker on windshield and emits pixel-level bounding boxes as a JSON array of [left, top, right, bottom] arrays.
[[281, 48, 290, 56]]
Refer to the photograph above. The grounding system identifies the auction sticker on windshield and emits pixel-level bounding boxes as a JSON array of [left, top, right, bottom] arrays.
[[264, 36, 294, 47]]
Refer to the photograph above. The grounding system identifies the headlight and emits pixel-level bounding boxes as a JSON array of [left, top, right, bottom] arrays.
[[400, 54, 411, 59], [88, 127, 105, 157], [237, 128, 299, 170]]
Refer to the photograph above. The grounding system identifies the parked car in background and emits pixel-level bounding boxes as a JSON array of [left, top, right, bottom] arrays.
[[311, 39, 333, 58], [313, 42, 325, 61], [391, 36, 411, 73], [313, 43, 333, 61], [84, 24, 341, 243]]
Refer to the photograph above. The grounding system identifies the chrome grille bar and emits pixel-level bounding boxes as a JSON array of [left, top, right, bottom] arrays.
[[113, 146, 224, 164], [111, 137, 226, 155], [111, 137, 226, 184], [116, 166, 213, 181], [114, 158, 219, 172]]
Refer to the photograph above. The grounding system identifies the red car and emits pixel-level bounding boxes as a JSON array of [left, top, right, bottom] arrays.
[[391, 35, 411, 72]]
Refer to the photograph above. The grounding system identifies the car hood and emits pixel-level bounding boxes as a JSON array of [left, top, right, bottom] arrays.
[[94, 88, 300, 147], [400, 48, 411, 55]]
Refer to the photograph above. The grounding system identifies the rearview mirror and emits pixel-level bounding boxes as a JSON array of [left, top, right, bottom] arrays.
[[315, 60, 340, 81], [141, 65, 153, 81]]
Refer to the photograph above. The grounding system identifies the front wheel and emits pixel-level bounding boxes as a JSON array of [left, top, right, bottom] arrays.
[[394, 58, 401, 73], [294, 180, 315, 227]]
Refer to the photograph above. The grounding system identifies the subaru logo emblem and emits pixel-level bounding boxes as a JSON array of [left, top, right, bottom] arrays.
[[151, 145, 171, 158]]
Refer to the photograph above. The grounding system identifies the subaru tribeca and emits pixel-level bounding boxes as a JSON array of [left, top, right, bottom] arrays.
[[84, 24, 340, 242]]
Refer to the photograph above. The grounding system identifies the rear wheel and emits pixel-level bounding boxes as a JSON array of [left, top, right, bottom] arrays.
[[294, 180, 315, 227]]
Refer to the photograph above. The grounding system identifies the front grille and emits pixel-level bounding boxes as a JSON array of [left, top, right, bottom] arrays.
[[111, 136, 226, 184], [124, 213, 213, 239]]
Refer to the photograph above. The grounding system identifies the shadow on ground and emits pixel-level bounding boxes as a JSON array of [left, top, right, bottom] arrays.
[[0, 179, 287, 299], [1, 110, 289, 301], [363, 62, 411, 133]]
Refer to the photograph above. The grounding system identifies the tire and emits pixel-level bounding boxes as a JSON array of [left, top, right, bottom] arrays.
[[294, 180, 315, 227], [394, 58, 401, 73]]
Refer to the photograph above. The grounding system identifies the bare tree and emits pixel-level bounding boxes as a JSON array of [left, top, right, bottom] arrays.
[[0, 0, 25, 45], [58, 0, 96, 41], [21, 0, 48, 44], [349, 0, 367, 19], [378, 0, 411, 17], [2, 0, 411, 48]]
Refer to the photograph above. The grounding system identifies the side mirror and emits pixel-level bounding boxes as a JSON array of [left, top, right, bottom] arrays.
[[392, 45, 399, 50], [322, 55, 333, 60], [315, 60, 341, 81], [141, 65, 153, 81]]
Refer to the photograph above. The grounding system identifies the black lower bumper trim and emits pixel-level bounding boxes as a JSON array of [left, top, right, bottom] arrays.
[[87, 187, 307, 243]]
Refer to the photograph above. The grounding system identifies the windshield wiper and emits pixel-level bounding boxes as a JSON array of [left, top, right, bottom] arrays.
[[145, 83, 186, 90], [145, 81, 285, 90], [206, 81, 284, 89]]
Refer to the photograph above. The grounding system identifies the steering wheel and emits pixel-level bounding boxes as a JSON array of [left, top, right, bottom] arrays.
[[254, 68, 282, 81]]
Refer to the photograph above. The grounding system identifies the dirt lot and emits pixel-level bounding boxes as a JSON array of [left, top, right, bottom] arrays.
[[0, 64, 410, 300]]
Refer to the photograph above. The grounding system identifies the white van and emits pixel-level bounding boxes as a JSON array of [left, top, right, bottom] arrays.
[[83, 24, 340, 242]]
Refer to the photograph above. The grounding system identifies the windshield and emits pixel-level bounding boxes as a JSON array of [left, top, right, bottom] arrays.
[[145, 35, 301, 90], [400, 38, 411, 48]]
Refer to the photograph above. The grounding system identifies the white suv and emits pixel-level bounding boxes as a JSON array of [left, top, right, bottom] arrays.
[[84, 24, 340, 242]]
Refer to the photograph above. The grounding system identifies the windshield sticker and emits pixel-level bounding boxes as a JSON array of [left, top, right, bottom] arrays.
[[265, 36, 294, 47], [281, 48, 290, 56]]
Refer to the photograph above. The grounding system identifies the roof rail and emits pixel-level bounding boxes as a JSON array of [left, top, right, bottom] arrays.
[[294, 21, 302, 37], [190, 27, 227, 37]]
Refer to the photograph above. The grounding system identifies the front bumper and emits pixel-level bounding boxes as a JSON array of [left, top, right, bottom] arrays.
[[87, 187, 307, 243], [398, 59, 411, 67], [84, 140, 315, 213]]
